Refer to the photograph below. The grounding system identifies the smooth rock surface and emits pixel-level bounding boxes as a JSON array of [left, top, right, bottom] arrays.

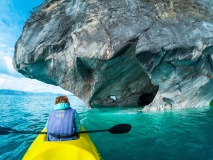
[[13, 0, 213, 110]]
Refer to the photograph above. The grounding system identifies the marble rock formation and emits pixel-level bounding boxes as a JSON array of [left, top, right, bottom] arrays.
[[13, 0, 213, 110]]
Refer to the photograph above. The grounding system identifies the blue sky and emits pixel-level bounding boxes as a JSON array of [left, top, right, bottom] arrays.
[[0, 0, 71, 94]]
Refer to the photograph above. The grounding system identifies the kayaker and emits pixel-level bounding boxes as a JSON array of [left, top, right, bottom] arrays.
[[46, 95, 81, 141]]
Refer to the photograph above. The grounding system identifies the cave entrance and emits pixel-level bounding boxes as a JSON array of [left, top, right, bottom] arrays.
[[137, 89, 158, 106]]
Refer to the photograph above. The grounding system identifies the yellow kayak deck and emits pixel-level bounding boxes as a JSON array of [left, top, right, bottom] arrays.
[[22, 126, 102, 160]]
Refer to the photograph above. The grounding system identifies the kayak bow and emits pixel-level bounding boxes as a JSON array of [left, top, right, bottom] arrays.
[[22, 126, 103, 160]]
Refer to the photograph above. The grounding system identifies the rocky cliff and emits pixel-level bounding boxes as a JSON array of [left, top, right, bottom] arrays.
[[13, 0, 213, 110]]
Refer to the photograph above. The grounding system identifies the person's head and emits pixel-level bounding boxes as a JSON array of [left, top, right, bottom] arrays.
[[55, 96, 70, 106]]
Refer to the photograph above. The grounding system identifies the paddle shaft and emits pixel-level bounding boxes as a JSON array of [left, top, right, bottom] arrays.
[[11, 130, 47, 134], [0, 124, 131, 135], [10, 130, 109, 134], [79, 129, 109, 133]]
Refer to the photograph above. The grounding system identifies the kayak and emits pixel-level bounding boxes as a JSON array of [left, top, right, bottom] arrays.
[[22, 126, 103, 160]]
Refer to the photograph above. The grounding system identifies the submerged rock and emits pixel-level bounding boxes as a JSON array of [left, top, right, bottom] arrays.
[[13, 0, 213, 110]]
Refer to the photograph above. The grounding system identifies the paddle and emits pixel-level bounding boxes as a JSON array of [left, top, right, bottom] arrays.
[[79, 124, 131, 134], [0, 124, 131, 135]]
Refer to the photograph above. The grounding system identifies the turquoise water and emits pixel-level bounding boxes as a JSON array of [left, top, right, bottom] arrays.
[[0, 95, 213, 160]]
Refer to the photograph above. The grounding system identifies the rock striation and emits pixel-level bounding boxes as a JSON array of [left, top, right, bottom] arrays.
[[13, 0, 213, 110]]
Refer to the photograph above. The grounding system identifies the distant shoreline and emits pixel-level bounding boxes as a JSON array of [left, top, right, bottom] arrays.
[[0, 89, 71, 96]]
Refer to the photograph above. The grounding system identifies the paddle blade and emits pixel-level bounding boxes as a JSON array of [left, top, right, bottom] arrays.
[[0, 126, 16, 135], [109, 124, 131, 134]]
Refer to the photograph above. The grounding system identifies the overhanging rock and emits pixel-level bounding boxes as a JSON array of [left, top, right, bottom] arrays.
[[13, 0, 213, 110]]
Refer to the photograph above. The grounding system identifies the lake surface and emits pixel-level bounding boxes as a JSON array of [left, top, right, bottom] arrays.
[[0, 95, 213, 160]]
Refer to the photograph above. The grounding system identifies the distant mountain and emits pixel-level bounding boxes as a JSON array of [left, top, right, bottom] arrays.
[[0, 89, 63, 96]]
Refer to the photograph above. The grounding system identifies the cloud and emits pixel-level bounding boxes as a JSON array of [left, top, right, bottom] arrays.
[[0, 0, 23, 77], [0, 0, 43, 78], [0, 0, 23, 47], [0, 74, 71, 94], [0, 43, 21, 77]]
